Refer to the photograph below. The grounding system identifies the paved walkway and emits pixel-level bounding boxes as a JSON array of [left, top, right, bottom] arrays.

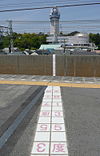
[[0, 74, 100, 88], [0, 84, 100, 156]]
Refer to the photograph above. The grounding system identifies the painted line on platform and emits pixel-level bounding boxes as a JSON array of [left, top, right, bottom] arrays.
[[0, 78, 4, 80], [0, 80, 100, 88], [30, 86, 68, 156], [10, 78, 15, 80], [53, 54, 56, 76]]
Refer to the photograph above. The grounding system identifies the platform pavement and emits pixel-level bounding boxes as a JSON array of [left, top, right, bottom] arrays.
[[0, 76, 100, 155], [0, 74, 100, 88]]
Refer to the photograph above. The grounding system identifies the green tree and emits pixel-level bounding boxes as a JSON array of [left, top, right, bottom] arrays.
[[13, 33, 47, 50], [89, 33, 100, 49]]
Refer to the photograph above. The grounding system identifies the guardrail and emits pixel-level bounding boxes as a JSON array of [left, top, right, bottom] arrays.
[[0, 55, 100, 77]]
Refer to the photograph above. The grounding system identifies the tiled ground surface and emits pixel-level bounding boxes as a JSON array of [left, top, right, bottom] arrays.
[[0, 74, 100, 84]]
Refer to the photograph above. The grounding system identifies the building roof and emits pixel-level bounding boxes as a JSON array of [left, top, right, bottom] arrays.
[[75, 33, 88, 37], [39, 44, 61, 50]]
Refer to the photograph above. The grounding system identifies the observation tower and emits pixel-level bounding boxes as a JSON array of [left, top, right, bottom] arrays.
[[50, 7, 60, 43]]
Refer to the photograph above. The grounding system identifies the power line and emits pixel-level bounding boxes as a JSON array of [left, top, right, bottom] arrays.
[[0, 0, 96, 8], [0, 2, 100, 13], [0, 19, 100, 24], [0, 0, 95, 6]]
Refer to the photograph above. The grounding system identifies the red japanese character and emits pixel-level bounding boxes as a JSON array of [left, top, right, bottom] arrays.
[[54, 124, 62, 131], [40, 124, 48, 131], [52, 144, 65, 152], [40, 111, 50, 117], [37, 143, 46, 152], [54, 111, 63, 117]]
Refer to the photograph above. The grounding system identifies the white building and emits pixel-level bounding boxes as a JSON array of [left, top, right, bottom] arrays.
[[43, 7, 96, 52], [47, 33, 89, 44]]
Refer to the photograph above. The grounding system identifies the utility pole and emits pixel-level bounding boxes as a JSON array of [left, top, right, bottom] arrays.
[[8, 20, 13, 53], [63, 39, 66, 53]]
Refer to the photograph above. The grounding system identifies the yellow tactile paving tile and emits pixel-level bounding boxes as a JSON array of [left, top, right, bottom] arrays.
[[0, 80, 100, 88]]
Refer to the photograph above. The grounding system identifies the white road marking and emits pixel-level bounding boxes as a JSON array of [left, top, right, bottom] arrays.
[[64, 80, 72, 83], [53, 54, 56, 76], [21, 79, 26, 81], [32, 79, 36, 81], [87, 81, 94, 83], [0, 78, 4, 80], [30, 86, 68, 156], [10, 78, 15, 80], [75, 81, 81, 83], [43, 80, 48, 81], [53, 80, 59, 82]]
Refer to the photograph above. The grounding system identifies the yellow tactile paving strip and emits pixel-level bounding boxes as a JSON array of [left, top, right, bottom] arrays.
[[0, 80, 100, 88]]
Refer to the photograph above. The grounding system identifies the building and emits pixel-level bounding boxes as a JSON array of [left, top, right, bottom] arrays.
[[49, 7, 60, 43], [40, 7, 96, 52], [60, 33, 96, 51]]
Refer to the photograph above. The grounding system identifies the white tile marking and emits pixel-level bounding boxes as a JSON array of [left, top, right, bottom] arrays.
[[64, 80, 71, 83], [51, 155, 67, 156], [0, 78, 4, 80], [51, 132, 67, 142], [50, 142, 68, 155], [87, 81, 94, 83], [31, 142, 49, 154], [52, 107, 63, 111], [30, 86, 68, 156], [52, 111, 63, 117], [31, 155, 49, 156], [51, 124, 66, 132], [42, 102, 51, 107], [21, 79, 26, 81], [38, 117, 51, 124], [52, 102, 62, 107], [43, 80, 48, 81], [75, 81, 81, 83], [10, 78, 15, 80], [37, 124, 50, 132], [41, 107, 51, 111], [34, 132, 50, 142], [40, 111, 51, 117], [32, 79, 36, 81]]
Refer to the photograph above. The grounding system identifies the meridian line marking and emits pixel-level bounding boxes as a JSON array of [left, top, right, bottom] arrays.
[[30, 86, 68, 156]]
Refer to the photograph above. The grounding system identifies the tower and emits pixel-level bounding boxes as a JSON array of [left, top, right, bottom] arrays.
[[50, 7, 60, 43]]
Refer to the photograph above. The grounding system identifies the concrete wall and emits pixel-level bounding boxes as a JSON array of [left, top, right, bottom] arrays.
[[0, 55, 100, 77], [56, 55, 100, 77], [0, 55, 52, 75]]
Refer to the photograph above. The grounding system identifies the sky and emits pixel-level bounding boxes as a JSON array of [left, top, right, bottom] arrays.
[[0, 0, 100, 33]]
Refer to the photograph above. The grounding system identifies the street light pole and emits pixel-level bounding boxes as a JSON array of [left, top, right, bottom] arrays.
[[8, 20, 13, 53], [63, 39, 66, 53]]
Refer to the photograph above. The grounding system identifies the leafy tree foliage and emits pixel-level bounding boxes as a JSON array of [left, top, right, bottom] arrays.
[[67, 31, 80, 36], [1, 32, 100, 50], [0, 32, 47, 50], [89, 33, 100, 50]]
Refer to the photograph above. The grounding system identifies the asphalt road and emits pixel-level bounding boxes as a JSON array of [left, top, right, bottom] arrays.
[[0, 85, 100, 156]]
